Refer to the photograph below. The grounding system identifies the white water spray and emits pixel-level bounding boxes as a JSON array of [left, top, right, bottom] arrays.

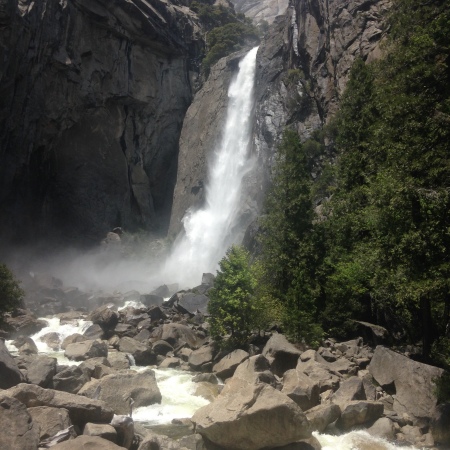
[[163, 47, 259, 288]]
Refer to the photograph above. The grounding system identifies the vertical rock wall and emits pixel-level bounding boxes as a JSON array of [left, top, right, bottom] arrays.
[[0, 0, 203, 245], [244, 0, 390, 240]]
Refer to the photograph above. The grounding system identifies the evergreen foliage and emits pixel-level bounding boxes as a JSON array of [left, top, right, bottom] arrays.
[[0, 264, 24, 323], [208, 245, 258, 347], [255, 0, 450, 363], [258, 130, 324, 346], [190, 0, 259, 75]]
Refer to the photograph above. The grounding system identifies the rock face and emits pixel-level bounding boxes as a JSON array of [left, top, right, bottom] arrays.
[[246, 0, 391, 241], [168, 50, 245, 238], [193, 374, 311, 450], [0, 0, 203, 245], [232, 0, 289, 25], [169, 0, 390, 246], [0, 340, 25, 388], [368, 346, 444, 425], [0, 394, 40, 450]]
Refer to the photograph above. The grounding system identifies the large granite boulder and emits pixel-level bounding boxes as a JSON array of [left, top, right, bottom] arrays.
[[188, 344, 215, 371], [0, 340, 25, 388], [53, 365, 90, 394], [262, 333, 302, 376], [50, 435, 125, 449], [176, 292, 209, 315], [28, 406, 73, 440], [78, 369, 161, 415], [336, 401, 384, 430], [305, 404, 341, 433], [192, 375, 312, 450], [213, 349, 249, 380], [64, 340, 108, 361], [3, 383, 114, 425], [368, 346, 444, 424], [17, 354, 57, 388], [282, 369, 320, 411], [0, 394, 40, 450], [118, 337, 156, 366], [88, 306, 119, 332], [158, 323, 200, 349]]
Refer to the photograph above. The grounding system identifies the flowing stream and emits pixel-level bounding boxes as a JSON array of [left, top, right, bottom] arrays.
[[162, 47, 259, 288]]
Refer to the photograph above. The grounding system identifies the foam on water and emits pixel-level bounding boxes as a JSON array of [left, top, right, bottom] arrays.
[[314, 430, 419, 450], [132, 368, 209, 425]]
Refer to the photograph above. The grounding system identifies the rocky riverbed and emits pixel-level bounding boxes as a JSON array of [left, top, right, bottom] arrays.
[[0, 270, 449, 450]]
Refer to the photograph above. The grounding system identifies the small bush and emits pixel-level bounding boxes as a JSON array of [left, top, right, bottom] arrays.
[[0, 264, 24, 323]]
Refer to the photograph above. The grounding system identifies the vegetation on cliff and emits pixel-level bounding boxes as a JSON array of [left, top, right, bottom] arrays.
[[190, 0, 259, 74], [255, 0, 450, 366]]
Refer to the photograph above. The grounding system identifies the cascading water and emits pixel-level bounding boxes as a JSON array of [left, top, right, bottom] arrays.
[[163, 47, 259, 288]]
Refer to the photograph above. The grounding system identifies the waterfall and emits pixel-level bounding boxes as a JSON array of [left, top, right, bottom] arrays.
[[162, 47, 259, 288]]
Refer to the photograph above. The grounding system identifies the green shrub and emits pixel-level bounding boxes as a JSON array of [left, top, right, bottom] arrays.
[[0, 264, 24, 323]]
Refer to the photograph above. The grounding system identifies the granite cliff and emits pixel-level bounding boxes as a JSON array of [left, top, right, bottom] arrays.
[[0, 0, 202, 245], [169, 0, 390, 242]]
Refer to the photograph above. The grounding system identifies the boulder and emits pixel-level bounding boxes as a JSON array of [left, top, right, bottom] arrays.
[[188, 344, 215, 371], [305, 404, 341, 433], [5, 312, 47, 338], [152, 340, 174, 356], [327, 358, 358, 375], [83, 422, 117, 443], [118, 337, 156, 365], [50, 435, 124, 449], [3, 383, 114, 425], [194, 382, 221, 402], [53, 365, 90, 394], [78, 369, 161, 415], [233, 354, 278, 387], [158, 357, 181, 368], [0, 394, 40, 450], [192, 373, 219, 384], [296, 359, 341, 392], [79, 357, 113, 379], [65, 340, 108, 361], [353, 321, 391, 346], [368, 346, 444, 424], [147, 306, 167, 323], [83, 324, 105, 340], [107, 351, 131, 370], [113, 323, 137, 337], [282, 369, 320, 411], [213, 349, 249, 380], [331, 377, 366, 405], [140, 294, 164, 307], [61, 334, 87, 350], [366, 417, 396, 441], [89, 306, 120, 331], [262, 333, 302, 376], [336, 401, 384, 430], [192, 375, 312, 450], [24, 355, 57, 388], [39, 332, 61, 351], [0, 340, 25, 388], [177, 292, 209, 315], [159, 323, 199, 349], [28, 406, 73, 440], [17, 336, 39, 355]]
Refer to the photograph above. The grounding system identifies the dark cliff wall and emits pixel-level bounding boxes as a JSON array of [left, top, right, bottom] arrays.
[[0, 0, 202, 246]]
